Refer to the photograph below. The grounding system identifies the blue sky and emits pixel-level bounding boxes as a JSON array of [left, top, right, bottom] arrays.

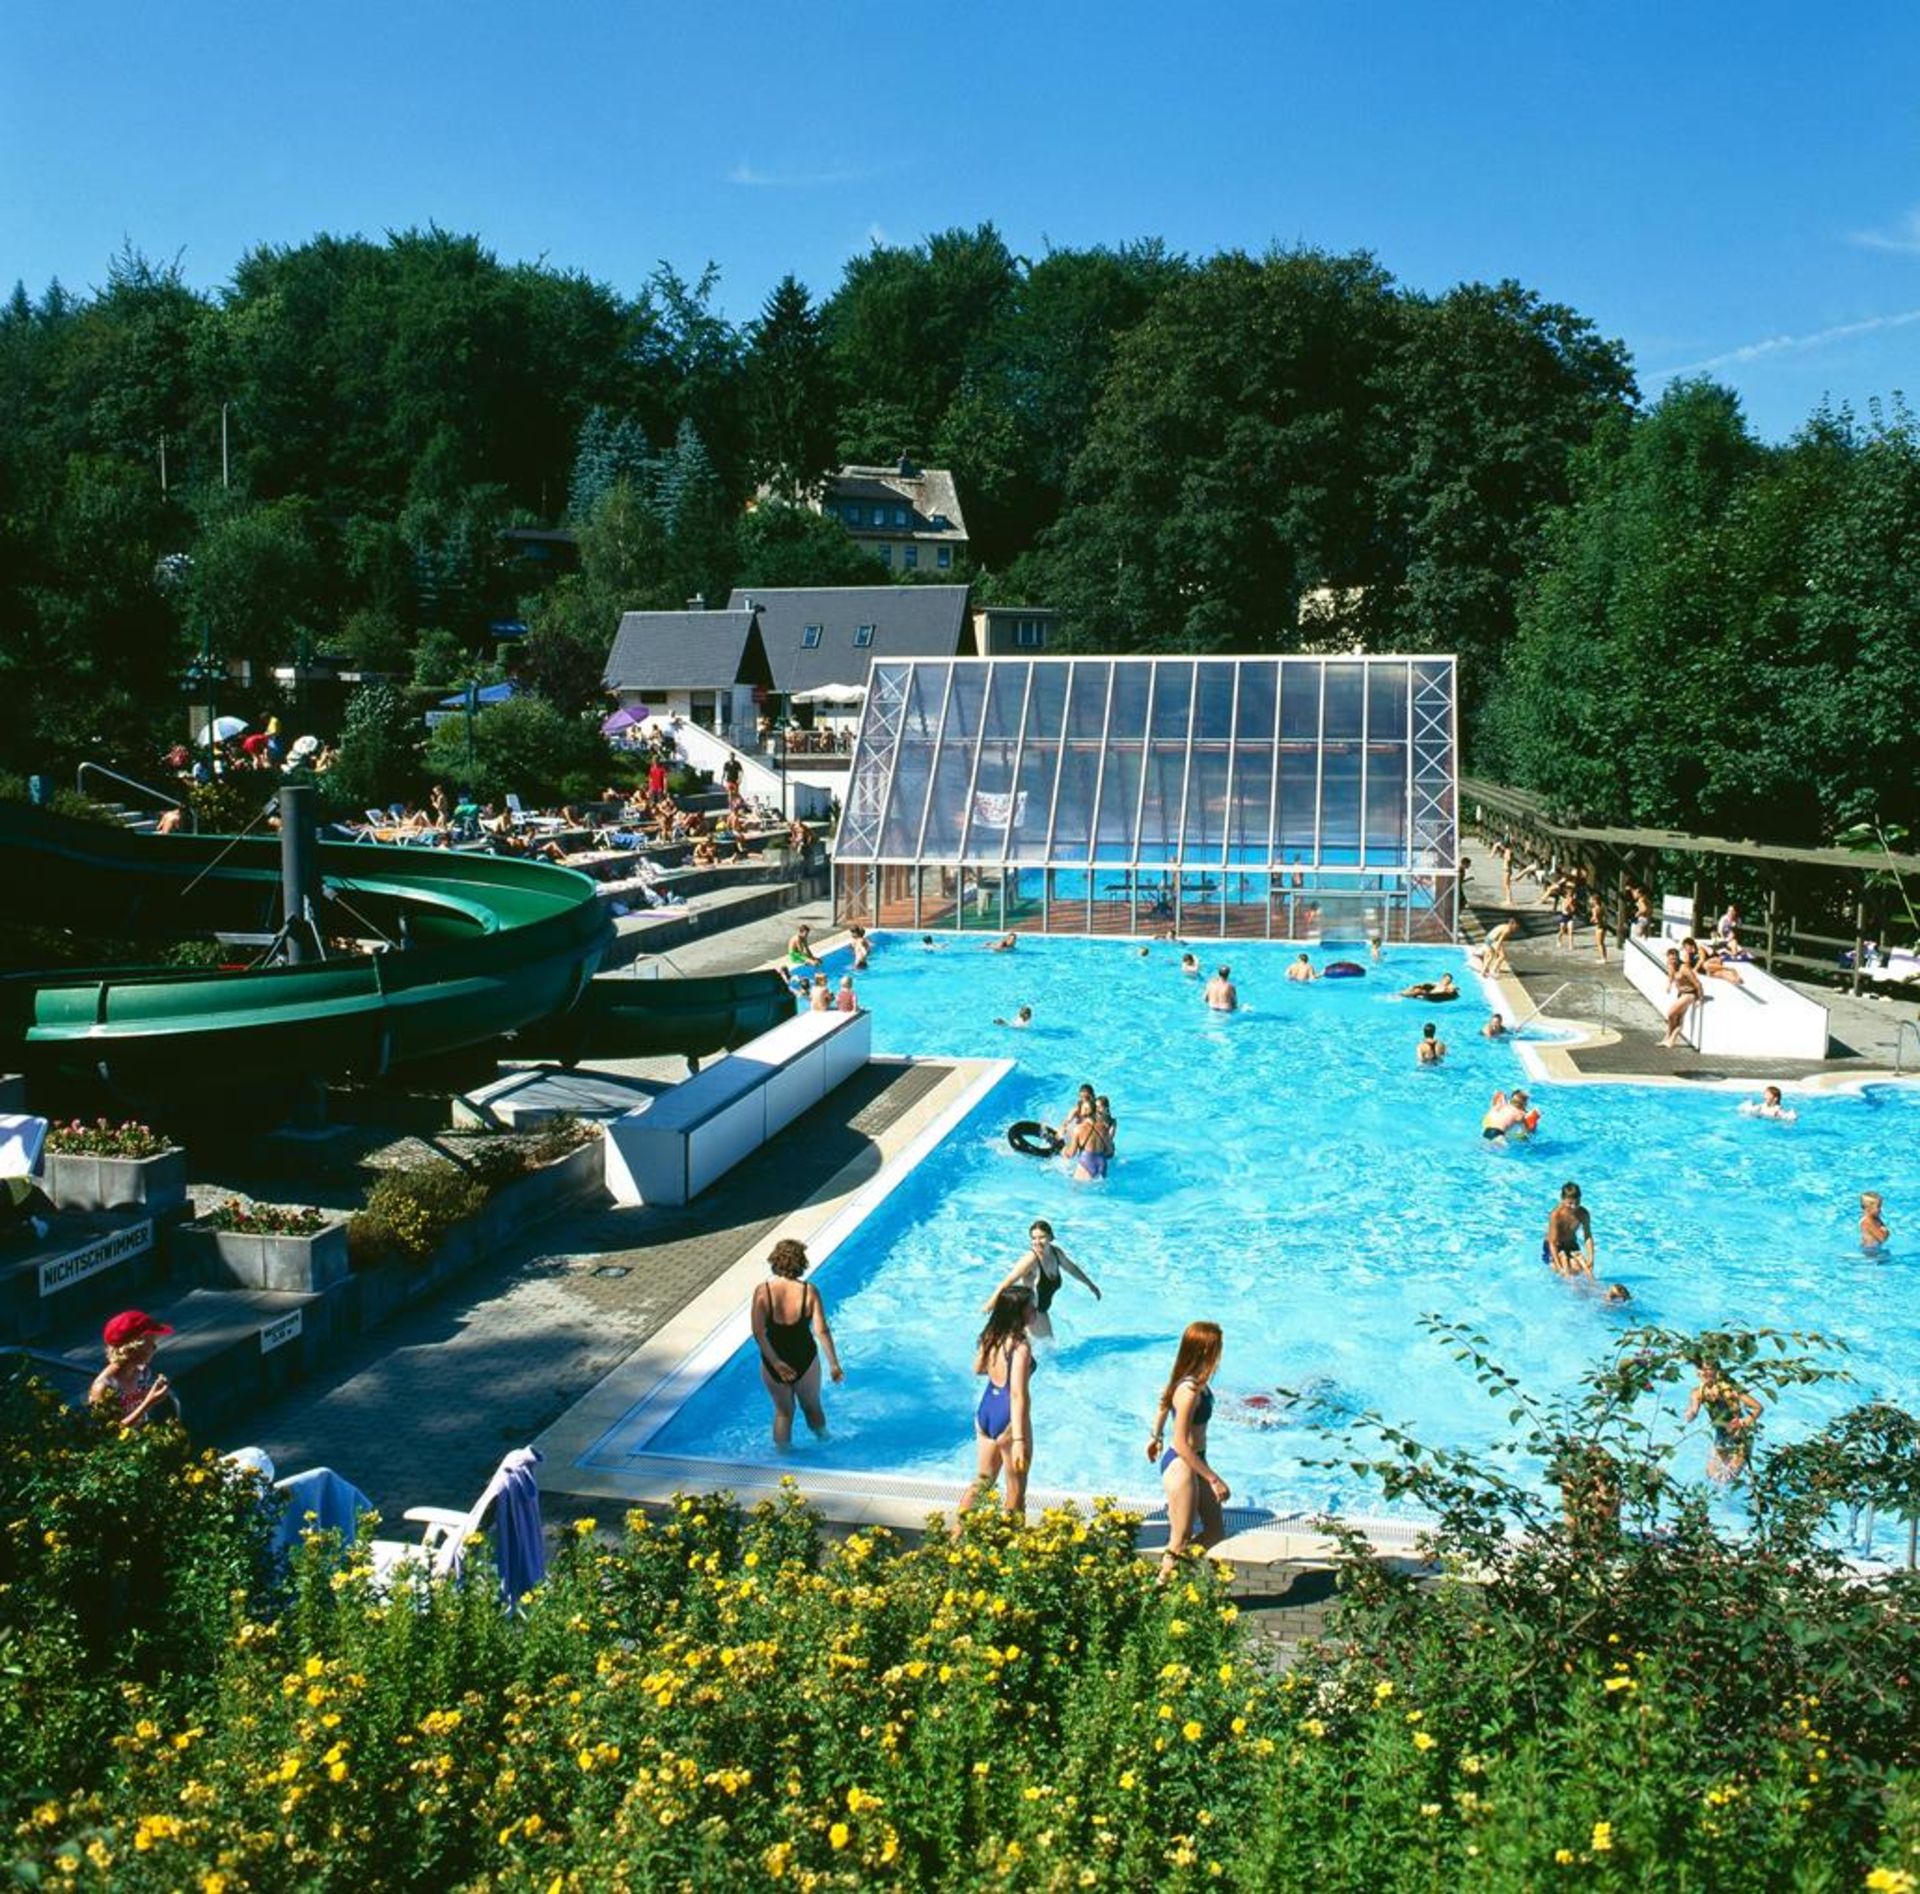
[[4, 1, 1916, 442]]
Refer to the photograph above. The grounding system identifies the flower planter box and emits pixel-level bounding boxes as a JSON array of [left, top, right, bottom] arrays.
[[42, 1149, 187, 1217], [172, 1218, 350, 1293]]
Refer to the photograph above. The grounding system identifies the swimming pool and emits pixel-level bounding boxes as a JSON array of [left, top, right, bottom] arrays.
[[632, 936, 1918, 1532]]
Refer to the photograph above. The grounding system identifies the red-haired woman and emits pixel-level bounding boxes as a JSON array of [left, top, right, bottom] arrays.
[[1148, 1321, 1230, 1573]]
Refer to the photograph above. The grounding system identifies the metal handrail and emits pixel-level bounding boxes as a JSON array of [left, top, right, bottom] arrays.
[[76, 761, 195, 832], [1895, 1019, 1920, 1077], [1512, 979, 1611, 1032]]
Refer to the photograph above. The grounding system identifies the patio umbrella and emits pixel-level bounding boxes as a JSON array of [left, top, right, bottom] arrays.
[[789, 683, 867, 706], [198, 715, 247, 745], [601, 705, 650, 735]]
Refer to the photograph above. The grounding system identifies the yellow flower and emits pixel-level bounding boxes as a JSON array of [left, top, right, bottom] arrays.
[[1118, 1771, 1137, 1791], [1183, 1721, 1204, 1743], [1419, 1803, 1441, 1818], [1603, 1675, 1636, 1693], [847, 1786, 882, 1814], [304, 1655, 325, 1678], [1555, 1849, 1574, 1866], [1413, 1731, 1436, 1752], [828, 1822, 850, 1850], [764, 1841, 793, 1879], [1374, 1680, 1395, 1700], [572, 1517, 597, 1535], [1866, 1871, 1916, 1894], [1591, 1821, 1613, 1854]]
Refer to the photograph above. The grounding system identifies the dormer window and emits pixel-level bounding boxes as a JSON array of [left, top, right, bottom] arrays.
[[802, 624, 823, 648], [854, 624, 875, 648]]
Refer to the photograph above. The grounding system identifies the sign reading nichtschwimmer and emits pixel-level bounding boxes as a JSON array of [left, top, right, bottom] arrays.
[[38, 1220, 154, 1297]]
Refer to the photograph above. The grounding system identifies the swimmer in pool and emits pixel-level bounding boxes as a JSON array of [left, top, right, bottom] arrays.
[[982, 1218, 1101, 1342], [1483, 1013, 1507, 1039], [1739, 1084, 1797, 1123], [1684, 1358, 1761, 1483], [987, 932, 1017, 953], [1204, 966, 1239, 1011], [957, 1289, 1036, 1520], [994, 1005, 1034, 1029], [1481, 1089, 1537, 1140], [1401, 973, 1458, 1001], [1861, 1192, 1890, 1254], [1286, 953, 1318, 983], [1417, 1021, 1446, 1065], [1065, 1103, 1114, 1182], [1180, 952, 1200, 976], [1148, 1321, 1230, 1576], [1543, 1181, 1595, 1278], [920, 934, 943, 951]]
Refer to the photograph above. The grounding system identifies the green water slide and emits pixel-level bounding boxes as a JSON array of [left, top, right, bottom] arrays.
[[0, 802, 794, 1093]]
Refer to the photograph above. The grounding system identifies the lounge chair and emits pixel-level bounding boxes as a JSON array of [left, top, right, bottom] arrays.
[[366, 1446, 547, 1605]]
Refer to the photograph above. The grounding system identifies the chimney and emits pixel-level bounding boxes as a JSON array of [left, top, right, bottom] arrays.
[[686, 593, 705, 611], [897, 451, 916, 478], [740, 595, 755, 612]]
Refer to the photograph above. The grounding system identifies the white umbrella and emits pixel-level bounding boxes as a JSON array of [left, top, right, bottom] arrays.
[[789, 683, 868, 706], [198, 715, 247, 745]]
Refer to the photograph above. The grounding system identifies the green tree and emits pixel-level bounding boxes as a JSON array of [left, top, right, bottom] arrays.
[[325, 681, 422, 811], [734, 499, 889, 589], [742, 274, 838, 498], [1479, 381, 1773, 828], [1039, 247, 1401, 654], [183, 495, 328, 674], [422, 691, 608, 802], [823, 225, 1019, 444]]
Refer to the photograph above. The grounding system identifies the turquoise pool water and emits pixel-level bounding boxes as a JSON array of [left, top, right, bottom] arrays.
[[647, 936, 1918, 1528]]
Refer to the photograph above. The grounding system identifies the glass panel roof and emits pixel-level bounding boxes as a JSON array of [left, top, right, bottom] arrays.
[[837, 656, 1456, 885]]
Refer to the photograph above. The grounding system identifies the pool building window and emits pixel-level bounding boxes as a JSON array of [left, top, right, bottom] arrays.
[[833, 655, 1459, 941]]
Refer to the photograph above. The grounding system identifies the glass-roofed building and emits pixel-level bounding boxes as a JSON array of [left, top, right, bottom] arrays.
[[833, 655, 1458, 941]]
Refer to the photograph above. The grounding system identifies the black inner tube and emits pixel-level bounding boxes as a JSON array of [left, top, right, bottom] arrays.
[[1006, 1120, 1064, 1158]]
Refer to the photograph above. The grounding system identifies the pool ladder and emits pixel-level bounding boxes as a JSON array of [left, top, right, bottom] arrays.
[[1895, 1018, 1920, 1076]]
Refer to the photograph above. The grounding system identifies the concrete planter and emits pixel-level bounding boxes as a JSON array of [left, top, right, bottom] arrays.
[[172, 1218, 350, 1293], [347, 1140, 606, 1329], [43, 1149, 188, 1217]]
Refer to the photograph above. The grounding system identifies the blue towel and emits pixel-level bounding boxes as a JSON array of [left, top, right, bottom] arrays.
[[432, 1447, 546, 1604], [271, 1466, 374, 1564]]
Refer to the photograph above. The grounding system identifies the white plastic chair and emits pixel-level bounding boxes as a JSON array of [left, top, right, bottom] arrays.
[[366, 1447, 547, 1604]]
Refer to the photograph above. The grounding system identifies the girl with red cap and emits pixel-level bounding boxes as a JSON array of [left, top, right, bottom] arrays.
[[90, 1310, 176, 1427]]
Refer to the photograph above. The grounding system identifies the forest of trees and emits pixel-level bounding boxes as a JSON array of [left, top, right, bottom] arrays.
[[1, 223, 1915, 840]]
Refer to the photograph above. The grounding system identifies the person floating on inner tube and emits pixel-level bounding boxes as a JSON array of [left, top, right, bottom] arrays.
[[982, 1218, 1101, 1341], [1481, 1088, 1539, 1141], [1400, 973, 1459, 1001]]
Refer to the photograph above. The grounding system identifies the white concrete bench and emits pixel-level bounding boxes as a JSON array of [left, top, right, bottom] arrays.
[[603, 1008, 873, 1206], [1623, 935, 1829, 1059]]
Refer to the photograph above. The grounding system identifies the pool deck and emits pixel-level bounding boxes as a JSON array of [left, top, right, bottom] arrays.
[[1458, 853, 1918, 1087]]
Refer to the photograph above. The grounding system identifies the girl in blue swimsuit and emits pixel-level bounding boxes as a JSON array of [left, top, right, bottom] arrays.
[[958, 1290, 1036, 1522], [1146, 1321, 1230, 1574]]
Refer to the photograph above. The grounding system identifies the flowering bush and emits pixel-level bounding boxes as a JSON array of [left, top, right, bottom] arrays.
[[42, 1117, 175, 1158], [347, 1163, 486, 1267], [201, 1199, 330, 1236], [6, 1333, 1920, 1889]]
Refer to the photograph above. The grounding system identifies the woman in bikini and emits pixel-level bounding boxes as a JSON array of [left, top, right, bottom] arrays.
[[983, 1219, 1102, 1341], [749, 1238, 843, 1447], [959, 1289, 1036, 1518], [1149, 1321, 1230, 1575]]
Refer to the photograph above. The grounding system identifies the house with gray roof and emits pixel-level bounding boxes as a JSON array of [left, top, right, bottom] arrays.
[[724, 585, 973, 698], [813, 457, 969, 573], [602, 607, 771, 744]]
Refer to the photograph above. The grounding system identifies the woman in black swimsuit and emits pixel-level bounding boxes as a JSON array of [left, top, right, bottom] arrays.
[[982, 1219, 1102, 1341], [750, 1238, 843, 1447]]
